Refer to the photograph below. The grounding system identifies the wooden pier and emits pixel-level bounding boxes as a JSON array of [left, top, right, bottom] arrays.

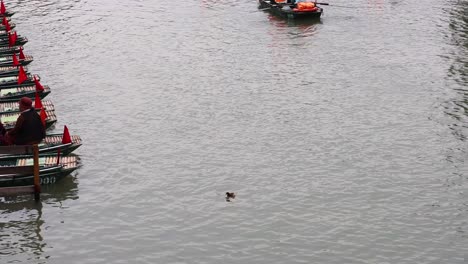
[[0, 144, 40, 200]]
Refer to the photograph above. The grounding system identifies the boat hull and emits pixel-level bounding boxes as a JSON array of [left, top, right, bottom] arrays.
[[0, 132, 81, 159], [259, 0, 322, 19], [0, 167, 77, 187], [0, 154, 80, 187], [0, 46, 23, 56], [0, 85, 51, 101]]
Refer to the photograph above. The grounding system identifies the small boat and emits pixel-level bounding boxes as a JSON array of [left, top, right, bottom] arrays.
[[0, 99, 53, 113], [0, 154, 80, 187], [258, 0, 323, 20], [0, 10, 15, 18], [0, 45, 23, 56], [0, 54, 32, 67], [0, 66, 28, 77], [0, 12, 14, 18], [0, 85, 51, 101], [0, 35, 27, 47], [0, 74, 41, 89], [39, 133, 83, 155], [0, 21, 15, 30], [1, 109, 57, 130], [0, 133, 82, 159]]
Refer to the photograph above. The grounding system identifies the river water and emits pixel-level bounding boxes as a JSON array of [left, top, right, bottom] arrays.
[[0, 0, 467, 263]]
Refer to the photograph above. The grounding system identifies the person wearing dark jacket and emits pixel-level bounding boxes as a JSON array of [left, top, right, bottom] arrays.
[[5, 97, 45, 145]]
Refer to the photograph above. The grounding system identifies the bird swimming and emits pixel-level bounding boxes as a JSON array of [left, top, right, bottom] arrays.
[[226, 192, 236, 202]]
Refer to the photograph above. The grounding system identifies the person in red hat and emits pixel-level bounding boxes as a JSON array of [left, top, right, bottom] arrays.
[[4, 97, 45, 145]]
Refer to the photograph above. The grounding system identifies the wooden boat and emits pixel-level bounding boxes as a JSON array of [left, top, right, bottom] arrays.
[[0, 66, 28, 77], [0, 21, 14, 30], [258, 0, 323, 19], [0, 74, 40, 89], [0, 16, 11, 25], [0, 10, 15, 17], [0, 134, 82, 159], [0, 35, 27, 47], [1, 109, 57, 130], [0, 45, 23, 56], [39, 133, 82, 155], [0, 54, 32, 67], [0, 99, 53, 113], [0, 154, 80, 187], [0, 85, 51, 101], [0, 12, 14, 18]]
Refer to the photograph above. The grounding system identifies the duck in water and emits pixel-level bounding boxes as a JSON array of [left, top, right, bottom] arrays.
[[226, 192, 236, 202]]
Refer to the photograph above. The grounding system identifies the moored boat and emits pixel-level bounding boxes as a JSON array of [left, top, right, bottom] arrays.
[[0, 54, 32, 67], [0, 154, 80, 187], [40, 133, 82, 155], [0, 11, 14, 19], [0, 21, 14, 30], [1, 109, 57, 130], [0, 11, 14, 17], [0, 99, 53, 113], [0, 85, 51, 101], [0, 66, 28, 77], [258, 0, 323, 20], [0, 35, 27, 47], [0, 74, 41, 89], [0, 133, 82, 159], [0, 45, 23, 56]]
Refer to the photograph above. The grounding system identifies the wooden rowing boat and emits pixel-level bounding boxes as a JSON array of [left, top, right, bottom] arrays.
[[1, 109, 57, 130], [0, 35, 27, 47], [0, 21, 14, 30], [0, 54, 32, 67], [0, 134, 82, 159], [0, 66, 28, 77], [0, 85, 51, 101], [0, 99, 53, 113], [0, 45, 23, 56], [0, 74, 41, 89], [40, 133, 82, 155], [0, 154, 80, 187], [258, 0, 323, 19]]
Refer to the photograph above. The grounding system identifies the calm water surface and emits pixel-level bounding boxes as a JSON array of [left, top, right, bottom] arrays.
[[1, 0, 467, 263]]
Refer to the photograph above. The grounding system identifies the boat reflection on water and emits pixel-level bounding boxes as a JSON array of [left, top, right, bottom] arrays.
[[266, 10, 322, 28], [265, 11, 321, 42], [0, 175, 79, 261]]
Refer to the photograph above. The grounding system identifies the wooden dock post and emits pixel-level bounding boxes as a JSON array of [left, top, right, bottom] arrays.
[[33, 144, 41, 201], [0, 145, 41, 199]]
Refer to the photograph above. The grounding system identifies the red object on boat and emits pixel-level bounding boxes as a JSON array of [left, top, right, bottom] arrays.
[[12, 53, 18, 66], [17, 66, 27, 84], [1, 1, 6, 15], [62, 126, 71, 144], [33, 75, 44, 91], [40, 108, 47, 126], [19, 47, 25, 59], [34, 92, 43, 109]]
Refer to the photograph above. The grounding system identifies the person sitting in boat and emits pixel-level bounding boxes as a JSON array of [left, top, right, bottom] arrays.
[[294, 0, 316, 9], [4, 97, 45, 145], [271, 0, 288, 5]]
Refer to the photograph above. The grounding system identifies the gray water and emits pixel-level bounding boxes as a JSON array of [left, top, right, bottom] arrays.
[[1, 0, 467, 263]]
